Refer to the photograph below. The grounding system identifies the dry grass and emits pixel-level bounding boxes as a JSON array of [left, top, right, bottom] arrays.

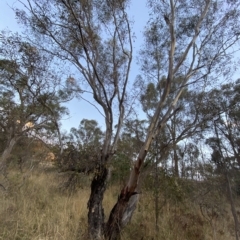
[[0, 169, 89, 240], [0, 168, 238, 240]]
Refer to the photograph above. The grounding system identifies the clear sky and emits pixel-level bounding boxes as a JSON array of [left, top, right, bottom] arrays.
[[0, 0, 148, 132]]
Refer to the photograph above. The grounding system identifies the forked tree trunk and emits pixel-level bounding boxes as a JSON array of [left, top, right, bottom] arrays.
[[89, 0, 211, 237]]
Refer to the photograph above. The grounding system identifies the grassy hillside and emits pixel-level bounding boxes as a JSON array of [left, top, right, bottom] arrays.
[[0, 166, 238, 240]]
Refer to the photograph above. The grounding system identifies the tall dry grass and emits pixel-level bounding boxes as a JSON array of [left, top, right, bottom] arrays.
[[0, 167, 238, 240], [0, 169, 88, 240]]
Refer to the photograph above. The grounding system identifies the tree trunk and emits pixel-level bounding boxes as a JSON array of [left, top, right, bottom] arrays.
[[104, 77, 173, 238], [87, 164, 108, 240], [105, 192, 139, 240], [105, 151, 146, 239], [154, 156, 160, 237], [0, 136, 19, 175], [172, 114, 179, 177], [173, 147, 179, 177]]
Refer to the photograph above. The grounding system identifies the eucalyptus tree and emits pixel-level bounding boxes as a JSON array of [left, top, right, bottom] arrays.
[[111, 119, 147, 184], [14, 0, 240, 239], [140, 79, 211, 177], [199, 79, 240, 170], [70, 119, 104, 147], [111, 0, 240, 237], [0, 32, 69, 174], [206, 130, 240, 240], [15, 0, 133, 238], [58, 119, 104, 173], [202, 80, 240, 240], [209, 80, 240, 167]]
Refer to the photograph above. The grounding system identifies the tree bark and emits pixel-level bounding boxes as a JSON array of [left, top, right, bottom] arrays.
[[0, 136, 20, 175], [105, 191, 139, 240], [154, 154, 160, 237], [172, 114, 179, 177], [87, 164, 108, 239]]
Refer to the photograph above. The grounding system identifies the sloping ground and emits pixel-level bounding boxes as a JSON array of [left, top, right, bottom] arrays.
[[0, 168, 238, 240]]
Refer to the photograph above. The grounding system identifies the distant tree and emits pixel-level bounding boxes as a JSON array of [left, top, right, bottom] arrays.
[[70, 119, 104, 148], [58, 119, 104, 173], [111, 119, 147, 184], [0, 33, 70, 175], [205, 80, 240, 240]]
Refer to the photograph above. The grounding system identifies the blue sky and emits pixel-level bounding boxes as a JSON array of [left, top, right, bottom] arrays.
[[0, 0, 148, 132]]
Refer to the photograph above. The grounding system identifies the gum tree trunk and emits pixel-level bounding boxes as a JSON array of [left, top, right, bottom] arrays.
[[87, 165, 108, 239], [0, 136, 20, 174]]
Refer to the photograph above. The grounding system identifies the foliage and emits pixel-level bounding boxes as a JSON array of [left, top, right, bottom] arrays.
[[0, 32, 70, 169]]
